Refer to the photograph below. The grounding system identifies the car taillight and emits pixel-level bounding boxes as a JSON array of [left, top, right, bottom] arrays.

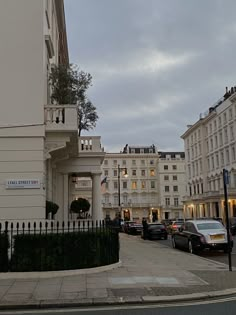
[[172, 225, 177, 228]]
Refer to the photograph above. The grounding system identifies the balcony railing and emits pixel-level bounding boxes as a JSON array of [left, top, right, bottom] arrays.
[[79, 136, 104, 153], [44, 105, 78, 132]]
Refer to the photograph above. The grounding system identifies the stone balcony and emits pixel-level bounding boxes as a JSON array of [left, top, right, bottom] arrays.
[[44, 104, 78, 132], [78, 136, 104, 156]]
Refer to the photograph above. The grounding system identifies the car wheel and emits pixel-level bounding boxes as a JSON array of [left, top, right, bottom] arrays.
[[188, 240, 194, 254], [172, 236, 177, 249]]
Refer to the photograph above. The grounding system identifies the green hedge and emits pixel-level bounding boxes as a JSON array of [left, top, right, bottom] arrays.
[[10, 229, 119, 272], [0, 232, 9, 272]]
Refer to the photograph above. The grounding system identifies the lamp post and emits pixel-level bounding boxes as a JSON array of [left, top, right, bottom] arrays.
[[117, 164, 128, 218]]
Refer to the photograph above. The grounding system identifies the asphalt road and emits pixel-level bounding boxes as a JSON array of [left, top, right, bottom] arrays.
[[1, 298, 236, 314], [154, 234, 236, 267]]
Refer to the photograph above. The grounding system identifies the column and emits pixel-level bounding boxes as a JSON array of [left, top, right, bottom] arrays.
[[55, 172, 63, 222], [47, 159, 53, 201], [92, 172, 103, 221], [63, 173, 69, 222]]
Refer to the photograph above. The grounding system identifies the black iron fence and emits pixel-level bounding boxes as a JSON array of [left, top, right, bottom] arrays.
[[0, 220, 119, 272]]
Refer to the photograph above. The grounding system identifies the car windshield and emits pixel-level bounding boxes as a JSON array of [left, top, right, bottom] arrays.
[[196, 222, 223, 230]]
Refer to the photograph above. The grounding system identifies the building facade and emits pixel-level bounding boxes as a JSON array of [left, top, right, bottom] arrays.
[[158, 152, 186, 220], [100, 145, 186, 222], [0, 0, 104, 222], [181, 87, 236, 221]]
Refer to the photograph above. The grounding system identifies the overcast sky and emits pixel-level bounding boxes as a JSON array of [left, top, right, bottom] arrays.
[[65, 0, 236, 153]]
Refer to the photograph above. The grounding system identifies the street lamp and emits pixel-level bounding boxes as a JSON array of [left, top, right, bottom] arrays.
[[117, 164, 128, 217]]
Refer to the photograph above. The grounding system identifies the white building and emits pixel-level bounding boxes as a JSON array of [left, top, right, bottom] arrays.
[[0, 0, 104, 222], [158, 152, 186, 220], [181, 86, 236, 221], [100, 145, 186, 222]]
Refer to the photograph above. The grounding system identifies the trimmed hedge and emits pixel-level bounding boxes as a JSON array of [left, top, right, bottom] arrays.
[[10, 229, 119, 272], [0, 232, 9, 272]]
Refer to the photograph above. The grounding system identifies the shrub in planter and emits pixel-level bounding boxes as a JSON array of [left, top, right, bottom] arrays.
[[46, 200, 59, 219]]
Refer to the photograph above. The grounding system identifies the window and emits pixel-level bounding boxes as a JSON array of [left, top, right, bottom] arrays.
[[150, 160, 154, 165], [114, 195, 118, 205], [113, 160, 117, 165], [132, 169, 137, 176], [215, 135, 218, 148], [105, 182, 109, 190], [132, 160, 136, 165], [122, 160, 126, 166], [173, 175, 177, 181], [165, 186, 169, 192], [150, 169, 155, 176], [226, 149, 230, 164], [141, 170, 146, 176], [174, 198, 179, 206], [165, 198, 170, 206], [140, 149, 144, 154], [123, 181, 127, 189], [224, 112, 227, 124], [114, 181, 118, 189], [132, 181, 137, 189], [172, 165, 177, 170], [140, 181, 145, 189], [221, 151, 224, 166], [164, 175, 169, 180], [151, 181, 155, 189], [173, 186, 178, 192], [230, 125, 234, 140], [104, 170, 109, 176], [232, 146, 236, 161], [113, 170, 117, 176], [104, 160, 108, 165], [164, 165, 168, 170], [104, 195, 109, 204], [141, 160, 145, 165], [123, 195, 128, 204], [149, 149, 153, 153]]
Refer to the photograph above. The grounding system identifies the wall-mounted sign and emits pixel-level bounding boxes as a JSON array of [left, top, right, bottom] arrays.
[[6, 179, 41, 189]]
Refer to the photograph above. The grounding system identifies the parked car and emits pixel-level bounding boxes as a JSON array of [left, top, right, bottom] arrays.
[[123, 221, 143, 234], [172, 219, 233, 254], [230, 217, 236, 236], [168, 220, 184, 234], [142, 223, 168, 240], [161, 219, 172, 227]]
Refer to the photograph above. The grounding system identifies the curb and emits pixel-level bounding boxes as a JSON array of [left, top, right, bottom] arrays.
[[0, 261, 122, 280], [0, 288, 236, 310]]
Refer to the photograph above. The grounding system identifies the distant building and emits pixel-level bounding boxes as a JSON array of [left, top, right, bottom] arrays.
[[158, 152, 186, 220], [101, 145, 186, 222], [181, 86, 236, 221]]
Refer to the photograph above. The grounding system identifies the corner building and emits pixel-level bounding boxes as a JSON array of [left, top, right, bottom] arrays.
[[181, 87, 236, 221], [0, 0, 104, 222]]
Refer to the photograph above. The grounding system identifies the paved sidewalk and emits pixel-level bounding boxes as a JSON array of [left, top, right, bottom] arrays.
[[0, 233, 236, 310]]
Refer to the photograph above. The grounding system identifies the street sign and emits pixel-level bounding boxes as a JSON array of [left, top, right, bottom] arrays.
[[223, 169, 229, 185]]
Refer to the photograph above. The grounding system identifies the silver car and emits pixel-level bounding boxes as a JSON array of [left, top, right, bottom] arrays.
[[172, 219, 233, 254]]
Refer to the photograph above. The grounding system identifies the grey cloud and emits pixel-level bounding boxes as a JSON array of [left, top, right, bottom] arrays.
[[65, 0, 236, 152]]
